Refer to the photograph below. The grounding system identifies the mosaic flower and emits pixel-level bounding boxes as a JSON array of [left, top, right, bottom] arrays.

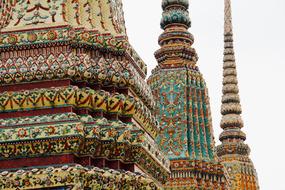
[[7, 34, 18, 44], [47, 126, 56, 135], [81, 32, 90, 41], [68, 30, 76, 38], [46, 30, 57, 40], [17, 128, 27, 138]]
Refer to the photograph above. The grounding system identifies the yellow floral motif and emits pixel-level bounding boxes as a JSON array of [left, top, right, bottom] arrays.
[[0, 86, 159, 139]]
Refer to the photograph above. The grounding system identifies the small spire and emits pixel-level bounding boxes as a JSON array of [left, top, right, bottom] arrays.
[[218, 0, 249, 153], [217, 2, 260, 189], [155, 0, 197, 66], [220, 0, 245, 142]]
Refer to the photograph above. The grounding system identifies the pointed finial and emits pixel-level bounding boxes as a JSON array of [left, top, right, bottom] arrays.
[[224, 0, 234, 35]]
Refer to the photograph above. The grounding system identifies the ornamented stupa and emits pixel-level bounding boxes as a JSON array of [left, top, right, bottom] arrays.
[[216, 0, 259, 189], [0, 0, 169, 189], [148, 0, 228, 189]]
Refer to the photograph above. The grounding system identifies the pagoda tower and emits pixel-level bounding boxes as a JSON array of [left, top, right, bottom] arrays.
[[0, 0, 170, 189], [216, 0, 259, 189], [148, 0, 228, 189]]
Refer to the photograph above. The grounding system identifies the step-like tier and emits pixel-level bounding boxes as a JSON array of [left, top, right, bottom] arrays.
[[164, 160, 228, 190], [0, 41, 154, 109], [0, 164, 161, 189], [0, 86, 159, 139], [1, 0, 127, 35], [0, 113, 170, 184]]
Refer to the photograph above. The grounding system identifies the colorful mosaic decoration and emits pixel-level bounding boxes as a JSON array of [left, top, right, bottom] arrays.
[[0, 0, 170, 188], [0, 0, 259, 189], [1, 0, 126, 35], [216, 0, 260, 189], [0, 165, 160, 190], [0, 112, 169, 182], [0, 50, 152, 108], [0, 86, 158, 138], [149, 68, 214, 160], [148, 0, 229, 189]]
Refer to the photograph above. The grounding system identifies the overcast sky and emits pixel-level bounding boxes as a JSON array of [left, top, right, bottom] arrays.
[[123, 0, 285, 189]]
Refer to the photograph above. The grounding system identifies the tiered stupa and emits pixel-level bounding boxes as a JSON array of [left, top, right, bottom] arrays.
[[0, 0, 170, 189], [148, 0, 228, 189], [216, 0, 260, 189]]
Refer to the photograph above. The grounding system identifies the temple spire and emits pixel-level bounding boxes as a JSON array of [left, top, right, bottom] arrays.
[[148, 0, 229, 188], [219, 0, 247, 145], [216, 1, 259, 189]]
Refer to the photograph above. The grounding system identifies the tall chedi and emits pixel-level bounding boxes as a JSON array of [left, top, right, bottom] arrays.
[[216, 0, 259, 189], [0, 0, 170, 189], [148, 0, 228, 189]]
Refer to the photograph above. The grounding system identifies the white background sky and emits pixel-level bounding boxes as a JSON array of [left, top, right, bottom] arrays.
[[123, 0, 285, 189]]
